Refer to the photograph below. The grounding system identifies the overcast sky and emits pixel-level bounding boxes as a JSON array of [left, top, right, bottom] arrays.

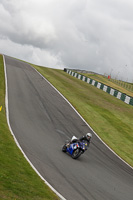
[[0, 0, 133, 82]]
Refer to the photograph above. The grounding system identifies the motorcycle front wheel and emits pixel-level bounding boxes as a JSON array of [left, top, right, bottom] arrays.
[[72, 149, 82, 159]]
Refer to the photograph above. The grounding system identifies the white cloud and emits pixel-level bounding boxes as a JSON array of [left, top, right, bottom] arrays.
[[0, 37, 63, 68], [0, 0, 133, 82]]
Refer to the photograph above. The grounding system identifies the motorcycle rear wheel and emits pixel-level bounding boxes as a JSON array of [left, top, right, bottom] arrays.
[[62, 144, 67, 152]]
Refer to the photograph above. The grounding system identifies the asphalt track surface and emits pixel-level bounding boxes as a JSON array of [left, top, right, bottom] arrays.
[[5, 55, 133, 200]]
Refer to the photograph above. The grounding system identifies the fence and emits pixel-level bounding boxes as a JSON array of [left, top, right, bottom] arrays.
[[64, 68, 133, 106]]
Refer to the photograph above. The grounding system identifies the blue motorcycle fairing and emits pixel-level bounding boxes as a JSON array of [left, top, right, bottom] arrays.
[[66, 142, 88, 155], [66, 143, 77, 155]]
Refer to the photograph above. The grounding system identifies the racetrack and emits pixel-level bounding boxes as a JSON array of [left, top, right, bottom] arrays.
[[4, 55, 133, 200]]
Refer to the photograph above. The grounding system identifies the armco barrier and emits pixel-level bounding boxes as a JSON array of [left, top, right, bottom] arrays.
[[64, 68, 133, 106]]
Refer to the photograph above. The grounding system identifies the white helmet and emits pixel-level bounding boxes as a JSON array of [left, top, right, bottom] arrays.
[[86, 133, 92, 140]]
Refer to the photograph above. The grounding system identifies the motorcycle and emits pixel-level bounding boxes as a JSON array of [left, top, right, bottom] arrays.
[[62, 140, 88, 159]]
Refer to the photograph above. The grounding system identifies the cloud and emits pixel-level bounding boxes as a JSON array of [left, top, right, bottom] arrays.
[[0, 37, 63, 68], [0, 0, 133, 82]]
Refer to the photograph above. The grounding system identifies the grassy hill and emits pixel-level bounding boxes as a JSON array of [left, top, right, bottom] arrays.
[[0, 55, 133, 199], [32, 64, 133, 168], [79, 72, 133, 97]]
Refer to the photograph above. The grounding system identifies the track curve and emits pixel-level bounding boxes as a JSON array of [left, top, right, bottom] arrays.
[[5, 55, 133, 200]]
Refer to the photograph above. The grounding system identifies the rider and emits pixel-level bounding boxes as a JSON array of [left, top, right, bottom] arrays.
[[67, 133, 92, 147]]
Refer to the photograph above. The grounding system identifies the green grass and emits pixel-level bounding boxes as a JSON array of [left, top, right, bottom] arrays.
[[79, 72, 133, 97], [32, 64, 133, 167], [1, 55, 133, 199], [0, 55, 59, 200]]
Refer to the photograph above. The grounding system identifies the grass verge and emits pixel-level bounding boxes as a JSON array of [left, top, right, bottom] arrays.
[[32, 64, 133, 167], [80, 73, 133, 97], [0, 55, 59, 200]]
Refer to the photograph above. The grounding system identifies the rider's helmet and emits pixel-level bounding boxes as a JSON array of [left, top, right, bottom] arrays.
[[86, 133, 92, 140]]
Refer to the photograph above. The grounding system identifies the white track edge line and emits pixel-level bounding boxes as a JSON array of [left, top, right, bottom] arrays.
[[31, 65, 133, 170], [3, 55, 66, 200]]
